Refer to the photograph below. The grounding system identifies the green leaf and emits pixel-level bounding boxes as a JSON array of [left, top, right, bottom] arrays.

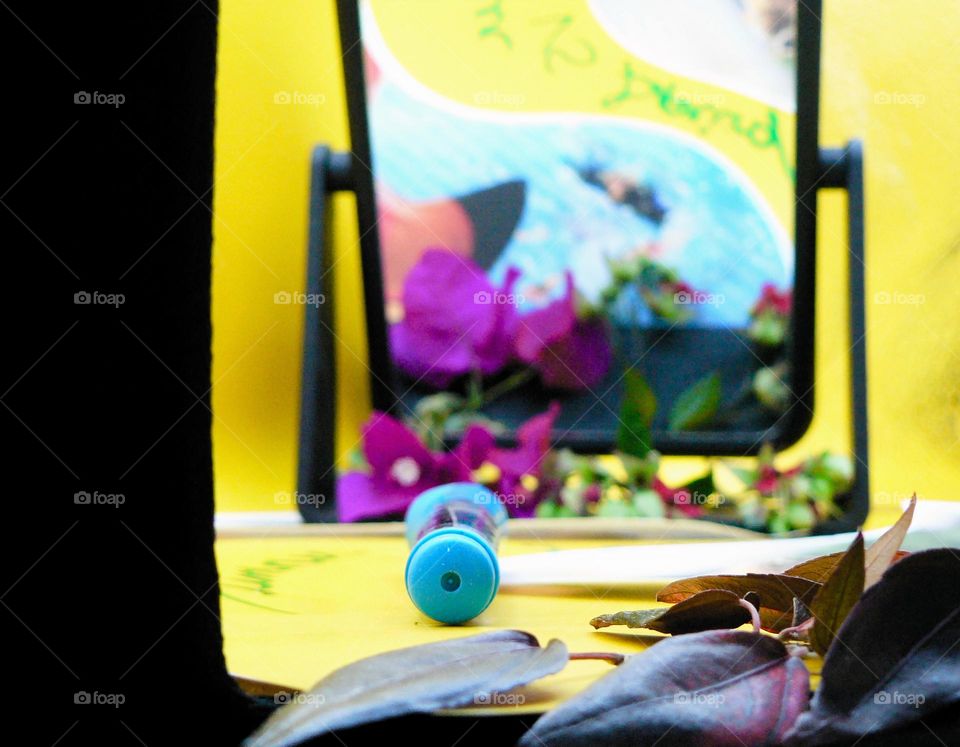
[[668, 372, 721, 431], [808, 533, 865, 656], [616, 368, 657, 457], [753, 366, 791, 412], [244, 631, 569, 747], [676, 472, 716, 504], [783, 498, 915, 587], [535, 501, 559, 518], [590, 589, 753, 635], [785, 501, 817, 530]]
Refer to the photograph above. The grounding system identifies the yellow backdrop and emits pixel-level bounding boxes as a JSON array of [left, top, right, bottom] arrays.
[[212, 1, 960, 513]]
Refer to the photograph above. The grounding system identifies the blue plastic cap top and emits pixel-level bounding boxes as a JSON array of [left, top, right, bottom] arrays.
[[404, 528, 499, 624]]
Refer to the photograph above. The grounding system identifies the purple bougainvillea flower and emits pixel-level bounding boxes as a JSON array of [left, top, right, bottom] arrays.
[[337, 404, 563, 522], [486, 402, 561, 517], [514, 273, 612, 391], [336, 411, 471, 522], [390, 250, 520, 387]]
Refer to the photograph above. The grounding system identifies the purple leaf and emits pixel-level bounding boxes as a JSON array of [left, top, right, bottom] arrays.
[[521, 630, 809, 746], [245, 630, 568, 747], [786, 549, 960, 745]]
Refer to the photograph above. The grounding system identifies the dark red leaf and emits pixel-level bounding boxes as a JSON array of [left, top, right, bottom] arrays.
[[786, 549, 960, 745], [522, 630, 810, 746]]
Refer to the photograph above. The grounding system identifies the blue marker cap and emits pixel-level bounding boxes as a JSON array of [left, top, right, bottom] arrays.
[[405, 528, 499, 624], [404, 483, 506, 624]]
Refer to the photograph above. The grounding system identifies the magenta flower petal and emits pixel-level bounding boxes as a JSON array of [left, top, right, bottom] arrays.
[[336, 471, 417, 522], [515, 273, 611, 391], [473, 266, 522, 376], [494, 401, 560, 476], [337, 410, 475, 522], [454, 424, 497, 470], [536, 316, 611, 390], [389, 250, 519, 386], [752, 283, 792, 316], [361, 412, 434, 477], [515, 274, 576, 364], [389, 322, 473, 388], [488, 402, 561, 518]]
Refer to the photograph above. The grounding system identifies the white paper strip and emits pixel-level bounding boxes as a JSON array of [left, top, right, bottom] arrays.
[[500, 500, 960, 589]]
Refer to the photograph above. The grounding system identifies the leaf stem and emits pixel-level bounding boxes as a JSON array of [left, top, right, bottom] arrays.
[[737, 598, 762, 634], [568, 651, 626, 666]]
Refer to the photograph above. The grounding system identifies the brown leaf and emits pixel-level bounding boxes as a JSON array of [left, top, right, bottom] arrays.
[[864, 494, 915, 589], [784, 549, 909, 584], [808, 533, 865, 656], [590, 590, 752, 635], [784, 552, 850, 583], [657, 574, 821, 632]]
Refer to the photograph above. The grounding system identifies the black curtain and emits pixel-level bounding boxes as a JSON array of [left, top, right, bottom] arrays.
[[3, 2, 265, 743]]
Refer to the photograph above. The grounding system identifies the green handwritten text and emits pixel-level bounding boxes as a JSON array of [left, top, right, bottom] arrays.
[[603, 62, 794, 179]]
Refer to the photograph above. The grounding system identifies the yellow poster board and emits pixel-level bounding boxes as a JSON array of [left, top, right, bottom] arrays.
[[218, 527, 834, 711]]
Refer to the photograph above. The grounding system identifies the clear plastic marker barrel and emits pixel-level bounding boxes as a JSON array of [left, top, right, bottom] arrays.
[[404, 483, 508, 624]]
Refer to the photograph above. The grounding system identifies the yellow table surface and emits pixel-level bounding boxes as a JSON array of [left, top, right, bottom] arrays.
[[215, 518, 862, 714]]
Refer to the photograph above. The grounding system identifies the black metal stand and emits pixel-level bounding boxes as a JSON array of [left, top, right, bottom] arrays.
[[297, 141, 870, 530], [296, 146, 351, 521], [815, 140, 869, 531]]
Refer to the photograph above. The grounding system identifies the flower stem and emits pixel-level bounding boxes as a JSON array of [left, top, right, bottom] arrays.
[[481, 367, 537, 406], [466, 370, 484, 410]]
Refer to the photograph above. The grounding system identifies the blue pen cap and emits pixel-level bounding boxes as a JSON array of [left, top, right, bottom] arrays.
[[404, 483, 507, 624], [405, 528, 499, 624]]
